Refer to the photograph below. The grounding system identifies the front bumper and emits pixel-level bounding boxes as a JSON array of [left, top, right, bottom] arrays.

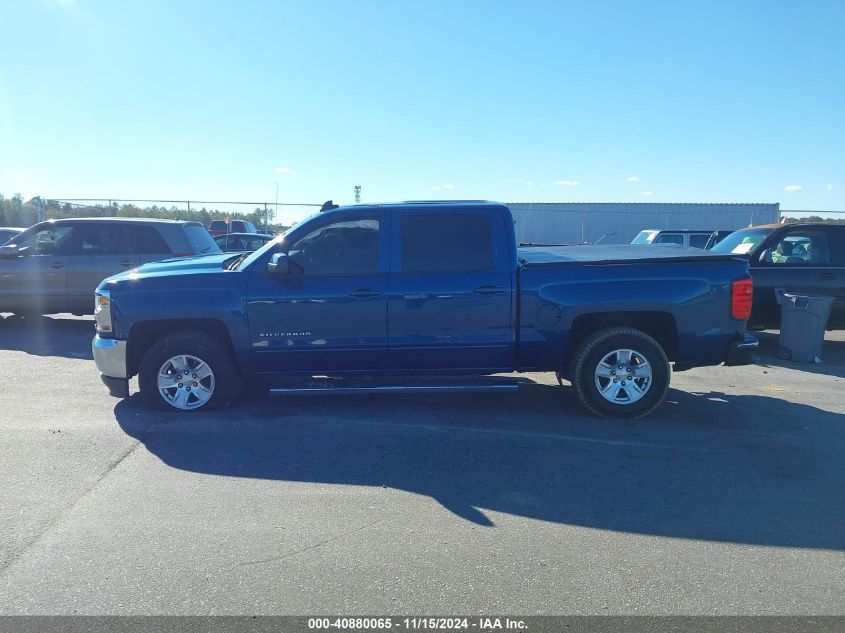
[[92, 335, 129, 398], [724, 333, 759, 366]]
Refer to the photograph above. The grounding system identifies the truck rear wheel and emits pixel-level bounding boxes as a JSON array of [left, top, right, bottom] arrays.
[[570, 327, 670, 420], [138, 331, 241, 412]]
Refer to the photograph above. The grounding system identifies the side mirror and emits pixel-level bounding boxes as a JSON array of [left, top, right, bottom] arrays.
[[0, 245, 21, 259], [267, 253, 290, 275]]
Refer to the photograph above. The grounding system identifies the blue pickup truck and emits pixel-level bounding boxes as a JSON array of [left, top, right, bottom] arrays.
[[92, 201, 757, 419]]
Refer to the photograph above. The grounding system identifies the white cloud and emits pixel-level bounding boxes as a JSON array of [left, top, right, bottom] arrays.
[[275, 167, 297, 175], [827, 183, 835, 191], [429, 185, 441, 191], [441, 183, 455, 190], [526, 181, 535, 187], [554, 179, 580, 186], [641, 191, 654, 197], [784, 184, 802, 193], [627, 176, 640, 182], [430, 183, 455, 191]]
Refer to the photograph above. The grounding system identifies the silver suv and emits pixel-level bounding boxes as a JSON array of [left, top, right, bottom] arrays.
[[0, 217, 221, 315]]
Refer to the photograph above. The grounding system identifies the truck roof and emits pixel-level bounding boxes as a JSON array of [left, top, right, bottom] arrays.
[[333, 200, 507, 213]]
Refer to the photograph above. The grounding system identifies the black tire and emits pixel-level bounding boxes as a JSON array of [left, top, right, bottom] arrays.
[[138, 331, 241, 412], [570, 327, 671, 420], [778, 346, 792, 360]]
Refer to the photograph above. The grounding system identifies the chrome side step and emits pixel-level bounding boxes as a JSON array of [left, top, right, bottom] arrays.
[[269, 383, 519, 396]]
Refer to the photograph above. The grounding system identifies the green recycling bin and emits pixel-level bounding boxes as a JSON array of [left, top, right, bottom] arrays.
[[774, 289, 834, 363]]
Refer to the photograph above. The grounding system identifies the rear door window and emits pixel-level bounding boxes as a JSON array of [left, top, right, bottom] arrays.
[[76, 224, 129, 255], [654, 233, 684, 245], [689, 234, 710, 248], [400, 214, 493, 273]]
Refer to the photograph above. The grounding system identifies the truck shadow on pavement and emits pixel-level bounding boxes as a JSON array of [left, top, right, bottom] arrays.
[[0, 314, 94, 360], [115, 385, 845, 550]]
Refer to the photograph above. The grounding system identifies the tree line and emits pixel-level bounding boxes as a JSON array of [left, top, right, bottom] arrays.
[[782, 215, 845, 224], [2, 193, 843, 231], [0, 194, 292, 233]]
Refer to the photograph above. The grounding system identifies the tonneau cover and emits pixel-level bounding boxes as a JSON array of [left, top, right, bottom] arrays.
[[518, 243, 745, 267]]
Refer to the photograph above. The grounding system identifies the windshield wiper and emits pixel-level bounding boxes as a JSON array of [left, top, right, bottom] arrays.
[[227, 253, 248, 271]]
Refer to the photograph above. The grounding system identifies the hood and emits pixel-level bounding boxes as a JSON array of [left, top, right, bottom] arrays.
[[101, 253, 238, 285]]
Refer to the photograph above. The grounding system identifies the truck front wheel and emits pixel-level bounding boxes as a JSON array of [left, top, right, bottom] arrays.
[[138, 331, 241, 412], [570, 327, 670, 420]]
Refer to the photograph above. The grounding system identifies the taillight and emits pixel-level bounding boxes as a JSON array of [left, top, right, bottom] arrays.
[[731, 277, 753, 320]]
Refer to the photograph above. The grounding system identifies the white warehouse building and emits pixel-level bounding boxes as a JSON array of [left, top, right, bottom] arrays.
[[506, 202, 780, 245]]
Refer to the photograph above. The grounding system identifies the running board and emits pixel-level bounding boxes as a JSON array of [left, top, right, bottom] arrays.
[[269, 383, 519, 396]]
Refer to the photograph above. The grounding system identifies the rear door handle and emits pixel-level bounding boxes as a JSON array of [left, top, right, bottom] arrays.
[[349, 289, 383, 298], [473, 285, 507, 295], [819, 272, 835, 280], [49, 262, 64, 269]]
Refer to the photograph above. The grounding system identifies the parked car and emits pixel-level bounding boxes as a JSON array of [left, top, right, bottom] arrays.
[[704, 230, 734, 250], [632, 229, 724, 249], [92, 201, 756, 419], [0, 217, 221, 316], [213, 232, 274, 253], [710, 222, 845, 329], [0, 227, 26, 245], [208, 219, 258, 236]]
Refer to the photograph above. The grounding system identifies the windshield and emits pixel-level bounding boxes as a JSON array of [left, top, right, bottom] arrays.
[[236, 216, 313, 270], [710, 228, 773, 255], [631, 230, 657, 244]]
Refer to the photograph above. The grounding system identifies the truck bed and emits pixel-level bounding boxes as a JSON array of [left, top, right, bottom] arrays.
[[518, 243, 745, 267]]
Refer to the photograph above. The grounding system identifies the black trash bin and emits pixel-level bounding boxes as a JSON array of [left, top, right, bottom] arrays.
[[774, 289, 834, 363]]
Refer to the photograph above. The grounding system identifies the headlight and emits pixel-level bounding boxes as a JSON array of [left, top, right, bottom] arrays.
[[94, 289, 113, 335]]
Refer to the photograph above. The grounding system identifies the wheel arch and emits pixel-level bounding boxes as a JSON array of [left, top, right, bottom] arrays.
[[563, 311, 677, 375], [126, 318, 236, 378]]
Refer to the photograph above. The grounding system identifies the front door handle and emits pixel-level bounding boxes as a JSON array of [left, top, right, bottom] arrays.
[[49, 262, 64, 269], [819, 272, 835, 280], [120, 260, 135, 268], [473, 285, 507, 295], [349, 289, 383, 298]]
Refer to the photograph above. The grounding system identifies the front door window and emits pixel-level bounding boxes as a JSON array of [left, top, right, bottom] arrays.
[[288, 218, 380, 275]]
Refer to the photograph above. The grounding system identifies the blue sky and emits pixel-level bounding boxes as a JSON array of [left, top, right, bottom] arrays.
[[1, 0, 843, 223]]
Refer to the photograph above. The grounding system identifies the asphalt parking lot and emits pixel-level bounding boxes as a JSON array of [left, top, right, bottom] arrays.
[[0, 314, 843, 615]]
